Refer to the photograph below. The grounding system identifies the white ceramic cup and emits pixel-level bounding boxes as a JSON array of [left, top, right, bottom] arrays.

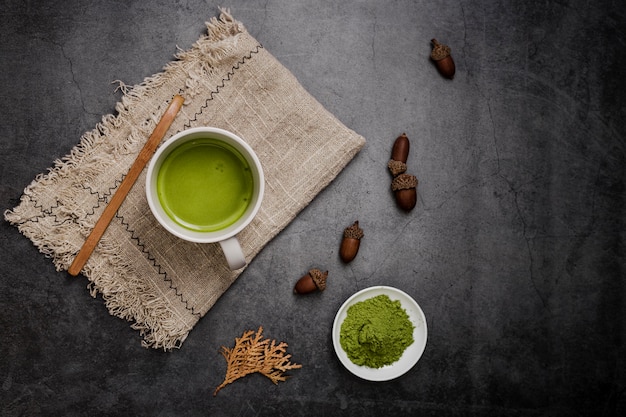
[[146, 127, 264, 270]]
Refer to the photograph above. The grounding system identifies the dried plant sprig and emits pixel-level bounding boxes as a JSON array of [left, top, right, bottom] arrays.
[[214, 326, 302, 396]]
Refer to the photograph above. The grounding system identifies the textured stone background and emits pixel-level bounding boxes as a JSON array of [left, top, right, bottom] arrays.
[[1, 0, 624, 416]]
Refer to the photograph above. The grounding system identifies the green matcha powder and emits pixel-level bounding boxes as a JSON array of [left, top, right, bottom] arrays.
[[340, 294, 415, 368]]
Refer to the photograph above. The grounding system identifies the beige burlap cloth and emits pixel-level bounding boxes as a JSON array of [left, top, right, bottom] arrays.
[[4, 11, 366, 350]]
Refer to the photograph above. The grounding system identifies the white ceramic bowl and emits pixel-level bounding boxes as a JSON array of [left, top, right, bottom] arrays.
[[332, 286, 428, 381]]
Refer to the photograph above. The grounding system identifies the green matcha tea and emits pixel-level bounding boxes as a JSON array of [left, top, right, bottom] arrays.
[[156, 138, 254, 232], [340, 294, 414, 368]]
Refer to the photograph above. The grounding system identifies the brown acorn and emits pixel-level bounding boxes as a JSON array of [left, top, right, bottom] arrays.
[[430, 39, 455, 79], [387, 133, 410, 176], [392, 173, 418, 212], [339, 221, 364, 263], [388, 133, 418, 212], [294, 269, 328, 294]]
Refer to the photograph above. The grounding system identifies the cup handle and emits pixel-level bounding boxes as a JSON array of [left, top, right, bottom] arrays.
[[219, 236, 246, 270]]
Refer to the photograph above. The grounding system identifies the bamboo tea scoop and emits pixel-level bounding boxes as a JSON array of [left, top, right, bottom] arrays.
[[68, 95, 185, 276]]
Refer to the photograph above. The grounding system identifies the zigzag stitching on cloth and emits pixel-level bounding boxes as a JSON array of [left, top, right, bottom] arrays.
[[19, 194, 73, 225], [79, 177, 124, 219], [21, 176, 125, 227], [116, 213, 201, 317], [182, 44, 263, 129]]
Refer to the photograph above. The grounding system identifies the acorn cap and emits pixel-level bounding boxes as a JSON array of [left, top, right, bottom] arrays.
[[387, 159, 407, 176], [430, 39, 451, 61], [309, 269, 328, 291], [391, 173, 418, 191], [343, 221, 364, 240]]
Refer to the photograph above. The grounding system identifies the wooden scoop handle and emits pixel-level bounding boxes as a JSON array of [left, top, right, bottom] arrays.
[[68, 95, 184, 276]]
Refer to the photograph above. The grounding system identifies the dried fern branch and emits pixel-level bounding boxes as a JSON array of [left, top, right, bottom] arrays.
[[214, 326, 302, 396]]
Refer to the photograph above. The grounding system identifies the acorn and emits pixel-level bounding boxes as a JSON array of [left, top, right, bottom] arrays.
[[388, 133, 418, 212], [391, 173, 418, 212], [293, 269, 328, 294], [339, 221, 364, 263], [387, 133, 410, 176], [430, 39, 455, 79]]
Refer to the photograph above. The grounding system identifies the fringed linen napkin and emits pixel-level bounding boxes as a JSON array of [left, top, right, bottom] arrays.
[[5, 11, 366, 350]]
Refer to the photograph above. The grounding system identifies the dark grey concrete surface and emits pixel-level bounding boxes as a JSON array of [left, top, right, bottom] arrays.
[[1, 0, 624, 416]]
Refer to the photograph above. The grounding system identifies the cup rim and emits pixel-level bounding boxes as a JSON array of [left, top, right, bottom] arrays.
[[145, 127, 264, 243]]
